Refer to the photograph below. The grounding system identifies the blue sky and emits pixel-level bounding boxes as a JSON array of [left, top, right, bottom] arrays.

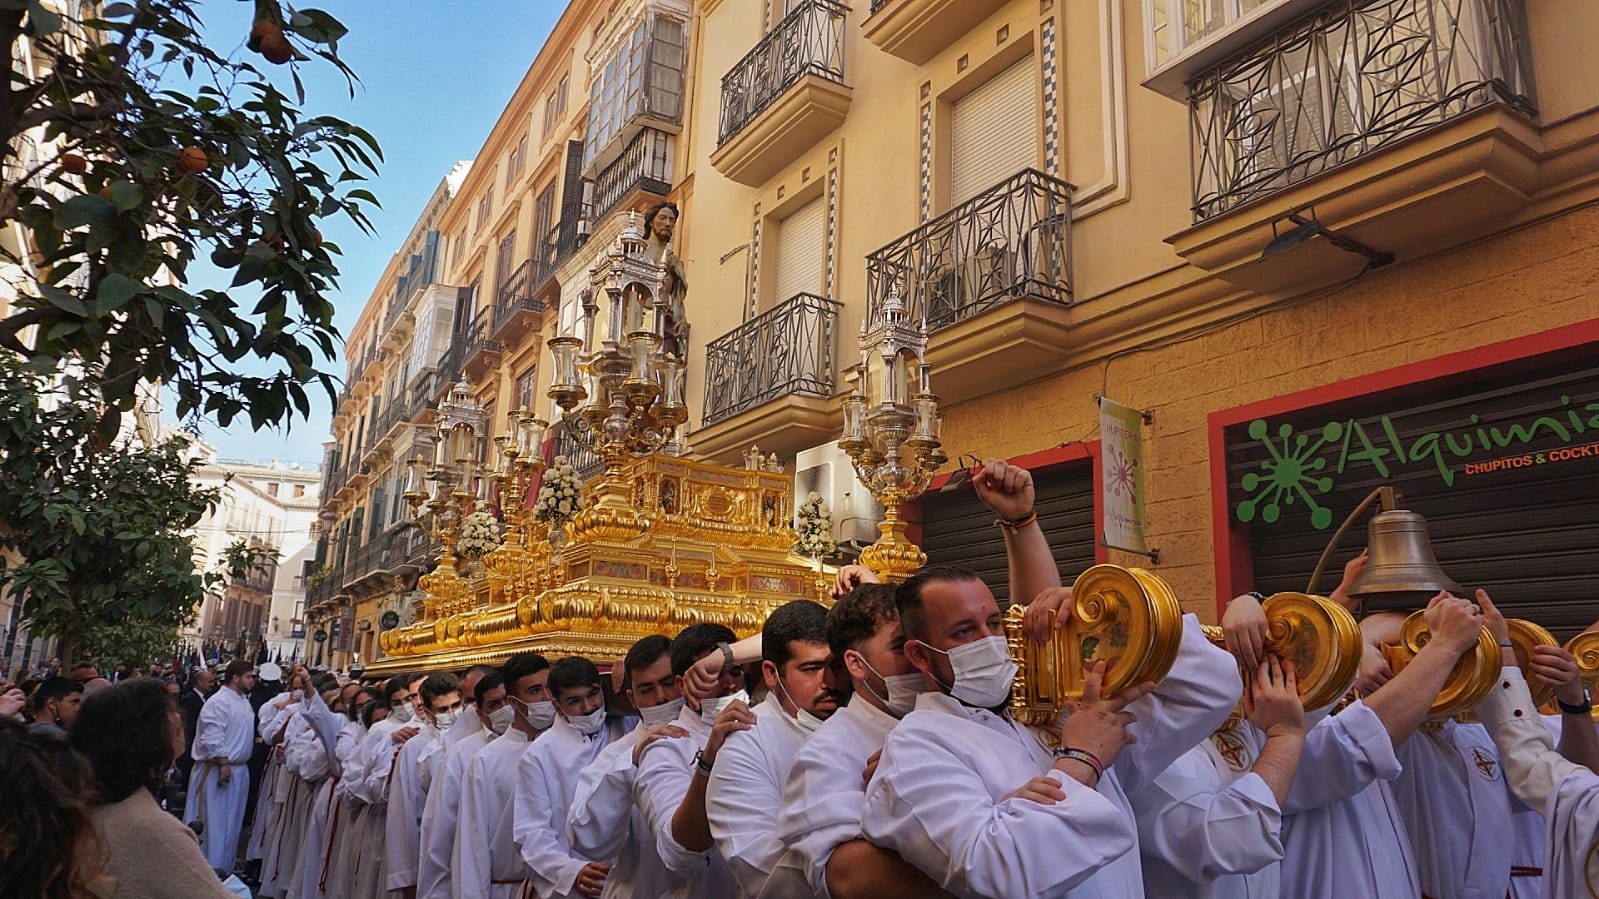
[[180, 2, 563, 464]]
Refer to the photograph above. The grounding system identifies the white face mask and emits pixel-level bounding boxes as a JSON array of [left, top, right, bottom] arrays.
[[639, 697, 686, 727], [487, 704, 515, 735], [774, 676, 827, 734], [524, 699, 557, 731], [568, 708, 607, 736], [432, 711, 457, 731], [700, 689, 749, 727], [856, 653, 931, 718], [389, 702, 415, 724], [916, 635, 1017, 709]]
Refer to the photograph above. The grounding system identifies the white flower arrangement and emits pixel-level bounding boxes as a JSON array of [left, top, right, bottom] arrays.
[[534, 455, 584, 524], [795, 491, 835, 558], [456, 510, 502, 559]]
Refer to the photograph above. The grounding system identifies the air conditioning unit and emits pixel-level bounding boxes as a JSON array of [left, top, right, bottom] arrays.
[[794, 440, 883, 559]]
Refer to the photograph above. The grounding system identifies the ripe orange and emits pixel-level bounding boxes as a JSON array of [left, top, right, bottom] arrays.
[[248, 20, 281, 53], [60, 152, 87, 174], [176, 146, 208, 175], [260, 33, 293, 65]]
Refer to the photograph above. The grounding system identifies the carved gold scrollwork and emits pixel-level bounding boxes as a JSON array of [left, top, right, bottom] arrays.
[[1006, 565, 1185, 729], [1567, 631, 1599, 721], [1382, 610, 1500, 719], [1504, 618, 1560, 712]]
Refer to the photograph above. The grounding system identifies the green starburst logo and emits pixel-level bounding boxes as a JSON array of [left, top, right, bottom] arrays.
[[1235, 419, 1342, 530]]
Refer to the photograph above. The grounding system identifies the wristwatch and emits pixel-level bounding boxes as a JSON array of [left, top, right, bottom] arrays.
[[1558, 691, 1593, 715], [715, 641, 736, 672]]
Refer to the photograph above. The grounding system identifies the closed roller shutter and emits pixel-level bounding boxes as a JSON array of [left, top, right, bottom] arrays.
[[772, 197, 826, 305], [950, 56, 1037, 206], [919, 462, 1096, 607], [1228, 347, 1599, 641]]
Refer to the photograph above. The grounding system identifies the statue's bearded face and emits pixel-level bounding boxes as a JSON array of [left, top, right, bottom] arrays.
[[652, 207, 677, 242]]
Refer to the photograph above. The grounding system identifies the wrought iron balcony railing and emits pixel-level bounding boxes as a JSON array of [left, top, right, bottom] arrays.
[[866, 168, 1073, 334], [436, 340, 464, 396], [1188, 0, 1535, 222], [465, 311, 501, 355], [591, 127, 674, 221], [411, 368, 438, 416], [492, 258, 547, 338], [554, 424, 603, 482], [702, 292, 842, 427], [717, 0, 849, 146]]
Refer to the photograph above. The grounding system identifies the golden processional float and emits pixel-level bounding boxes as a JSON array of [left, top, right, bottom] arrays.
[[364, 215, 950, 675]]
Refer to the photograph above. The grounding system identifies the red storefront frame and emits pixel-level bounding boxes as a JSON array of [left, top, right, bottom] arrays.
[[1207, 318, 1599, 620]]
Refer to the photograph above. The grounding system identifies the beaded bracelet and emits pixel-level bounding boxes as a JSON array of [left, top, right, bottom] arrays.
[[1051, 746, 1105, 781], [995, 510, 1038, 532]]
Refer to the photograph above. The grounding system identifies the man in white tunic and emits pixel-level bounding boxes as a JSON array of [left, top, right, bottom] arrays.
[[387, 672, 463, 897], [419, 671, 502, 899], [514, 656, 633, 899], [351, 672, 426, 899], [277, 672, 339, 899], [455, 653, 553, 899], [1349, 600, 1550, 899], [568, 634, 688, 899], [706, 600, 842, 898], [1476, 594, 1599, 899], [185, 659, 261, 870], [861, 565, 1241, 898], [634, 623, 747, 899], [776, 583, 947, 899], [289, 680, 364, 899]]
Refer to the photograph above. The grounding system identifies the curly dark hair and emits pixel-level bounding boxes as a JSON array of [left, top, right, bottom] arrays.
[[643, 200, 678, 240], [69, 676, 180, 804], [825, 583, 901, 658], [0, 717, 104, 898]]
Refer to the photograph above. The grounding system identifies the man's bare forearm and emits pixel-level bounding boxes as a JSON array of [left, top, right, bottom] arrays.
[[669, 775, 714, 852], [1249, 732, 1306, 804], [1364, 642, 1467, 746], [1003, 521, 1060, 607], [826, 840, 954, 899]]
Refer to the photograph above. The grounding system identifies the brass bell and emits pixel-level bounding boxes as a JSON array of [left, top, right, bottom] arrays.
[[1348, 509, 1463, 610]]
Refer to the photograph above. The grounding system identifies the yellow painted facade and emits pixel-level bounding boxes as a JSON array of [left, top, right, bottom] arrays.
[[315, 0, 1599, 660]]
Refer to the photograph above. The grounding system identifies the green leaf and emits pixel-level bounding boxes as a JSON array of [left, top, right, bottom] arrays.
[[96, 274, 142, 311], [54, 193, 116, 231], [109, 180, 144, 212], [25, 0, 60, 36], [291, 9, 349, 45], [39, 285, 86, 316], [98, 2, 135, 16]]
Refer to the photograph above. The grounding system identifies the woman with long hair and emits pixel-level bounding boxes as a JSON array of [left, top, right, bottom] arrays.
[[0, 716, 104, 898], [70, 677, 236, 899]]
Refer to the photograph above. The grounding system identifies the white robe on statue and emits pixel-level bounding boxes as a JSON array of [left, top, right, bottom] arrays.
[[1478, 666, 1599, 899], [386, 722, 442, 891], [419, 723, 492, 899], [455, 727, 534, 899], [706, 692, 814, 898], [567, 724, 682, 899], [634, 704, 739, 899], [184, 686, 258, 870], [514, 715, 630, 899], [862, 614, 1239, 899], [776, 692, 899, 899]]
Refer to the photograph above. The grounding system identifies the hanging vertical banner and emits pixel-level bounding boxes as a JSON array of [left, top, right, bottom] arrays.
[[1099, 396, 1149, 555]]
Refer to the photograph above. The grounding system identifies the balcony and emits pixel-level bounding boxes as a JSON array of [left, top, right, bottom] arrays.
[[461, 311, 502, 382], [694, 293, 842, 460], [710, 0, 851, 186], [435, 341, 464, 402], [1172, 0, 1539, 292], [410, 368, 439, 424], [591, 127, 674, 221], [491, 259, 547, 345], [866, 168, 1074, 404], [863, 0, 1009, 65]]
